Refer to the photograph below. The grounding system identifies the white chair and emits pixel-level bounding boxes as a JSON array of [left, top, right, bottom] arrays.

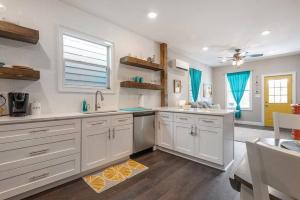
[[246, 139, 300, 200], [273, 112, 300, 139]]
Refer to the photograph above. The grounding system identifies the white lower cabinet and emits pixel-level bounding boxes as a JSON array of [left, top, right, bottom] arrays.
[[110, 125, 133, 161], [194, 127, 223, 165], [81, 127, 110, 171], [156, 112, 232, 168], [173, 123, 195, 156], [157, 115, 173, 149], [82, 114, 133, 171]]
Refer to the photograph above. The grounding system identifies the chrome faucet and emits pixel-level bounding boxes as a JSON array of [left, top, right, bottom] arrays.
[[95, 90, 104, 111]]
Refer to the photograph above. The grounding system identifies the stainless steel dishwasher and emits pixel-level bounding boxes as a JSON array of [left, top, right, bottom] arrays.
[[133, 111, 155, 153]]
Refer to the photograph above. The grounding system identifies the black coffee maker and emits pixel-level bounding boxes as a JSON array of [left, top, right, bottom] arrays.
[[8, 92, 29, 117]]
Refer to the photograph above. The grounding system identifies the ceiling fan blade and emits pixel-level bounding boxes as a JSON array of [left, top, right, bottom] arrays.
[[248, 54, 263, 57]]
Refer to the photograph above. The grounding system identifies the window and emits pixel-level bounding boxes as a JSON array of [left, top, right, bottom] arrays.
[[268, 79, 288, 103], [226, 73, 252, 110], [58, 27, 113, 93]]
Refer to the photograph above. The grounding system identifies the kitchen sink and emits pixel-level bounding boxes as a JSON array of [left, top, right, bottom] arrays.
[[82, 110, 118, 114]]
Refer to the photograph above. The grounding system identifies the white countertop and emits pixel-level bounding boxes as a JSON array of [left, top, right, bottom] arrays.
[[155, 107, 234, 116], [0, 110, 130, 125], [0, 107, 234, 125]]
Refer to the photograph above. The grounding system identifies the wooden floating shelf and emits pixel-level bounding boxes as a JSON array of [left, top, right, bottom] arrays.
[[0, 21, 39, 44], [120, 56, 163, 71], [120, 81, 162, 90], [0, 67, 40, 81]]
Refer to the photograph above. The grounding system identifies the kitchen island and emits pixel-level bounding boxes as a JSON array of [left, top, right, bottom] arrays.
[[155, 107, 235, 171]]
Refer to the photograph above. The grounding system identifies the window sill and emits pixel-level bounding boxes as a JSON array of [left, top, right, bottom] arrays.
[[226, 108, 253, 111], [58, 86, 115, 94]]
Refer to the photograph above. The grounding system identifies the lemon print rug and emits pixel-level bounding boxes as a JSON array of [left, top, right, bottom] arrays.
[[83, 159, 148, 193]]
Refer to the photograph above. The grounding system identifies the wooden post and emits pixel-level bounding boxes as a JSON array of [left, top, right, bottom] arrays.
[[160, 43, 168, 107]]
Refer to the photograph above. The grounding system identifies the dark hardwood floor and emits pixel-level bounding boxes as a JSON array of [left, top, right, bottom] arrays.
[[24, 142, 246, 200]]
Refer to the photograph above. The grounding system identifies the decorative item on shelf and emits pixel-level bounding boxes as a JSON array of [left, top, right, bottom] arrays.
[[0, 62, 4, 67], [174, 80, 182, 93], [147, 57, 152, 63], [203, 83, 213, 98], [30, 101, 41, 115]]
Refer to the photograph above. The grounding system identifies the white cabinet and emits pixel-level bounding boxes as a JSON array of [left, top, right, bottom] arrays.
[[157, 114, 173, 150], [81, 127, 110, 171], [156, 111, 234, 170], [110, 125, 133, 161], [82, 114, 133, 171], [194, 127, 223, 165], [173, 123, 195, 156]]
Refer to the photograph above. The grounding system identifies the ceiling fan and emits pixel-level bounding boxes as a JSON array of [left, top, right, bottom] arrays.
[[219, 49, 264, 66]]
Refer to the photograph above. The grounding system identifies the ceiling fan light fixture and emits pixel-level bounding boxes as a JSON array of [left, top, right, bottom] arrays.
[[147, 12, 158, 19]]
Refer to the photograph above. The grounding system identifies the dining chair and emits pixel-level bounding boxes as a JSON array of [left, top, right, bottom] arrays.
[[273, 112, 300, 139], [246, 139, 300, 200]]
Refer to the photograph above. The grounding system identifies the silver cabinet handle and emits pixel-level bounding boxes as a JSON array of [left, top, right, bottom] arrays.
[[30, 129, 49, 134], [118, 119, 128, 122], [194, 126, 198, 136], [113, 128, 115, 139], [159, 121, 161, 129], [29, 173, 49, 182], [29, 149, 49, 156], [91, 122, 105, 126], [179, 117, 188, 120], [190, 125, 194, 135], [109, 128, 111, 140], [202, 120, 214, 123]]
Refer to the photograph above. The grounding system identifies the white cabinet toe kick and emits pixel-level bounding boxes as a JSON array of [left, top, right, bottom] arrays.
[[156, 112, 235, 171]]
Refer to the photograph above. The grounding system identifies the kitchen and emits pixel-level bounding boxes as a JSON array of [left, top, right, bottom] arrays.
[[1, 1, 300, 200]]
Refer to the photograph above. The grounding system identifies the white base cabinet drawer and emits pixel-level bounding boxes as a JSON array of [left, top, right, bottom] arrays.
[[196, 116, 222, 128], [0, 154, 80, 200], [0, 119, 81, 143], [157, 112, 173, 122], [174, 113, 195, 124], [0, 132, 80, 171], [111, 114, 133, 126]]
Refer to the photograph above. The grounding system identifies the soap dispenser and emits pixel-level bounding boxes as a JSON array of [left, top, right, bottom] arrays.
[[82, 98, 88, 113]]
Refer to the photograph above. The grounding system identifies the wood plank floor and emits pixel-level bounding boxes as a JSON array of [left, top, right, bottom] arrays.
[[24, 142, 246, 200]]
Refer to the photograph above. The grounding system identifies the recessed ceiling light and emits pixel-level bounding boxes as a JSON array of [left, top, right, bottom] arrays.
[[0, 3, 6, 11], [147, 12, 157, 19], [202, 47, 208, 51], [261, 30, 271, 36]]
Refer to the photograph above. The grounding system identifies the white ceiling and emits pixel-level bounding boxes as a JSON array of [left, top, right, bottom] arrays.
[[62, 0, 300, 67]]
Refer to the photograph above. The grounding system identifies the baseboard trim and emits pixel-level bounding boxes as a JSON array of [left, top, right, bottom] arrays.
[[157, 146, 233, 172], [235, 120, 264, 126]]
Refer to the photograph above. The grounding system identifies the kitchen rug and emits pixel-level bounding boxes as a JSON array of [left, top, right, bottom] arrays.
[[83, 159, 148, 193]]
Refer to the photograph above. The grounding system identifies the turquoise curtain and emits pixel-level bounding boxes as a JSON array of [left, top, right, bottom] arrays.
[[227, 71, 250, 119], [189, 68, 202, 102]]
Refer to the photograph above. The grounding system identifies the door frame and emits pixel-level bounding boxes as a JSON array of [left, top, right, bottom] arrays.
[[261, 72, 297, 125]]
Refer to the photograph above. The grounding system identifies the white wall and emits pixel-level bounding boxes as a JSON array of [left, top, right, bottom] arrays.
[[0, 0, 161, 114], [168, 50, 212, 107], [213, 54, 300, 123]]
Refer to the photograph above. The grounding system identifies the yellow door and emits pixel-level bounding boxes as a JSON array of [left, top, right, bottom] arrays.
[[264, 74, 293, 126]]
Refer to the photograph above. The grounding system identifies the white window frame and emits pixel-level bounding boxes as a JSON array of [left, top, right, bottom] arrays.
[[57, 26, 114, 93], [225, 71, 252, 111]]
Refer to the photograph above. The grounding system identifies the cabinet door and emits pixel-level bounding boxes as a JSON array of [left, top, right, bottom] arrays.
[[173, 123, 195, 156], [195, 127, 223, 165], [81, 127, 110, 171], [157, 119, 173, 150], [110, 124, 133, 161]]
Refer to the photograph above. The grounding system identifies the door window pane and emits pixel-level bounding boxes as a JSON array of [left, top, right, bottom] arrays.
[[268, 78, 289, 104], [269, 96, 275, 103]]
